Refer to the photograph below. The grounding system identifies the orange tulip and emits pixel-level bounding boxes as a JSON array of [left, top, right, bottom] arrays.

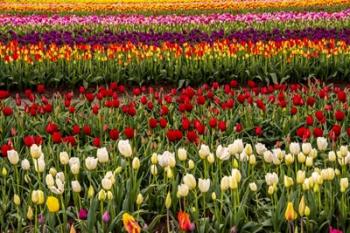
[[177, 211, 194, 232], [122, 213, 141, 233]]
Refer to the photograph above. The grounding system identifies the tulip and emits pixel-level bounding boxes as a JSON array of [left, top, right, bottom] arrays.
[[340, 178, 349, 192], [107, 191, 113, 200], [177, 184, 189, 197], [183, 174, 196, 190], [255, 143, 267, 155], [59, 151, 69, 165], [98, 190, 106, 201], [102, 211, 110, 223], [284, 176, 294, 188], [46, 196, 60, 213], [296, 170, 305, 184], [31, 190, 44, 205], [263, 151, 273, 163], [329, 227, 343, 233], [289, 142, 300, 155], [298, 196, 305, 216], [7, 149, 19, 165], [302, 143, 312, 155], [328, 151, 336, 162], [132, 157, 140, 170], [150, 153, 158, 164], [165, 192, 172, 209], [118, 139, 132, 158], [85, 157, 98, 170], [21, 159, 30, 170], [220, 176, 230, 191], [340, 146, 348, 157], [136, 193, 143, 206], [188, 160, 195, 170], [284, 154, 294, 165], [198, 178, 210, 193], [304, 206, 310, 217], [216, 145, 230, 161], [207, 153, 215, 164], [265, 172, 279, 186], [101, 178, 113, 190], [45, 174, 55, 187], [305, 156, 313, 167], [211, 192, 217, 200], [13, 194, 21, 206], [27, 206, 34, 220], [249, 182, 257, 192], [71, 180, 82, 193], [177, 148, 187, 161], [267, 185, 275, 195], [317, 137, 328, 151], [199, 144, 210, 159], [69, 157, 80, 175], [97, 147, 109, 163], [30, 144, 42, 159], [158, 151, 176, 168], [122, 213, 141, 233], [88, 185, 95, 198], [178, 211, 195, 231], [78, 208, 88, 220], [297, 152, 306, 163], [244, 144, 253, 156], [284, 202, 297, 221]]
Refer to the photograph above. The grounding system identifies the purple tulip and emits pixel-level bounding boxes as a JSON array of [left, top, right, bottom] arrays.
[[38, 214, 45, 225], [102, 211, 110, 223], [78, 208, 88, 220]]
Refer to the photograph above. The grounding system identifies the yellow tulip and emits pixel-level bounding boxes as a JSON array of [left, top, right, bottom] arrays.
[[298, 196, 305, 217], [284, 202, 297, 221], [46, 196, 60, 213]]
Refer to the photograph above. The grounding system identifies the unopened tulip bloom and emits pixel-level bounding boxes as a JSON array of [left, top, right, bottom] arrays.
[[102, 211, 110, 223], [284, 176, 294, 188], [340, 178, 349, 192], [183, 174, 196, 190], [13, 194, 21, 206], [101, 178, 113, 190], [72, 180, 82, 193], [59, 152, 69, 165], [150, 165, 158, 176], [69, 157, 80, 175], [177, 184, 189, 197], [118, 140, 132, 158], [27, 206, 34, 220], [177, 211, 195, 232], [297, 152, 306, 163], [216, 145, 230, 161], [46, 196, 60, 213], [199, 144, 210, 159], [220, 176, 230, 191], [31, 190, 45, 205], [207, 153, 215, 164], [302, 143, 312, 155], [340, 146, 348, 157], [244, 144, 253, 156], [289, 142, 300, 155], [136, 193, 143, 206], [132, 157, 140, 170], [30, 144, 42, 159], [284, 154, 294, 165], [298, 196, 306, 216], [328, 151, 336, 162], [249, 182, 257, 192], [21, 159, 30, 170], [85, 157, 98, 170], [97, 147, 109, 163], [151, 153, 158, 164], [188, 160, 195, 170], [177, 148, 187, 161], [7, 149, 19, 165], [265, 172, 279, 186], [255, 143, 267, 155], [88, 185, 95, 198], [158, 151, 176, 168], [98, 190, 106, 201], [296, 170, 305, 184], [165, 192, 172, 209], [305, 156, 313, 167], [317, 137, 328, 151], [45, 174, 55, 187], [284, 202, 297, 221], [198, 178, 210, 193]]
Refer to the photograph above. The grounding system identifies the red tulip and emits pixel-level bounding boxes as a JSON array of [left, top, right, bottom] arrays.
[[337, 90, 346, 102], [209, 118, 217, 128], [149, 118, 158, 129], [124, 127, 134, 139], [306, 116, 313, 126], [1, 144, 11, 157], [255, 126, 263, 136], [182, 118, 191, 130], [187, 130, 198, 143], [166, 129, 182, 142], [52, 132, 62, 143], [2, 106, 13, 116], [235, 123, 242, 133], [72, 125, 80, 135], [160, 105, 169, 115], [85, 93, 95, 102], [159, 118, 168, 128], [83, 125, 91, 135], [313, 127, 323, 137], [315, 111, 325, 124], [218, 120, 226, 132], [0, 90, 10, 99], [46, 122, 58, 134], [63, 136, 76, 146], [92, 104, 99, 115], [306, 97, 315, 106], [92, 137, 101, 147], [109, 129, 119, 140], [177, 211, 195, 232], [335, 110, 345, 121], [36, 84, 45, 94]]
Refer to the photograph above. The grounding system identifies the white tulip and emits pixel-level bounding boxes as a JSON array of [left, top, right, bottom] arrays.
[[220, 176, 230, 191], [104, 171, 115, 184], [71, 180, 82, 193], [183, 174, 196, 190], [289, 142, 300, 155], [265, 172, 279, 186], [177, 148, 187, 161], [45, 174, 55, 187], [263, 150, 273, 163], [249, 182, 258, 192], [30, 144, 42, 159], [85, 157, 98, 170], [302, 143, 312, 155], [177, 184, 189, 197], [207, 153, 215, 164], [101, 178, 113, 190], [69, 157, 80, 175], [255, 143, 267, 155], [21, 159, 30, 170], [132, 157, 140, 170], [198, 144, 210, 159], [97, 147, 109, 163], [231, 169, 242, 183], [158, 151, 176, 168], [118, 139, 132, 158], [317, 137, 328, 151], [340, 145, 348, 157], [59, 151, 69, 165], [328, 151, 336, 162], [34, 159, 45, 173], [305, 156, 313, 167], [296, 170, 305, 184], [198, 178, 210, 193], [7, 149, 19, 165], [216, 145, 230, 161], [150, 165, 158, 176], [340, 178, 349, 192]]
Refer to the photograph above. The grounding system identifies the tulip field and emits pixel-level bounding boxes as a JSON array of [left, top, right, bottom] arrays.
[[2, 1, 350, 233]]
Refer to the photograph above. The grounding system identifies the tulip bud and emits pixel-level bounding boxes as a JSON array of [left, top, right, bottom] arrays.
[[188, 160, 195, 170], [316, 137, 328, 151], [340, 178, 349, 192], [233, 159, 239, 168], [267, 185, 274, 195], [328, 151, 336, 162], [132, 157, 140, 170], [97, 147, 109, 163], [244, 144, 253, 156], [107, 191, 113, 200], [304, 206, 310, 217], [113, 166, 122, 175], [49, 167, 57, 177], [207, 153, 215, 164], [296, 170, 305, 184], [151, 153, 158, 164], [88, 185, 95, 198], [177, 184, 189, 197], [101, 178, 112, 190], [71, 180, 82, 193], [284, 176, 294, 188], [297, 152, 306, 164], [30, 144, 42, 159], [165, 192, 172, 209], [21, 159, 30, 170], [98, 190, 106, 201], [13, 194, 21, 206], [298, 196, 305, 217], [211, 192, 217, 201], [198, 178, 210, 193], [183, 174, 196, 190], [27, 206, 34, 220], [177, 148, 187, 161], [166, 168, 173, 179], [150, 165, 158, 176], [59, 151, 69, 165], [249, 155, 256, 165], [220, 176, 230, 191], [302, 143, 312, 155], [340, 145, 348, 157], [1, 167, 8, 177], [136, 193, 144, 206], [249, 182, 257, 192], [7, 149, 19, 165], [284, 154, 294, 165], [305, 156, 313, 167], [199, 144, 210, 159]]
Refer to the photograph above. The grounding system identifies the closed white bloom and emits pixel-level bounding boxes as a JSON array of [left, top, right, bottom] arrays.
[[273, 149, 285, 160], [7, 149, 19, 165], [69, 157, 80, 175], [328, 151, 336, 162], [345, 153, 350, 164], [150, 165, 158, 176], [249, 182, 258, 192], [177, 184, 189, 197], [104, 171, 115, 184], [255, 143, 267, 155], [340, 178, 349, 192], [228, 139, 244, 155], [177, 148, 187, 161], [231, 169, 242, 183], [296, 170, 305, 184], [45, 174, 55, 187], [207, 153, 215, 164], [265, 172, 279, 186], [158, 151, 176, 168], [198, 144, 210, 159], [183, 174, 196, 190], [101, 178, 113, 190], [30, 144, 42, 159], [302, 143, 312, 155], [340, 145, 348, 157], [35, 159, 45, 173], [97, 147, 109, 163], [59, 151, 69, 165], [21, 159, 30, 170], [244, 144, 253, 156], [263, 150, 273, 163], [305, 156, 313, 167], [249, 154, 256, 165], [216, 145, 230, 161], [118, 139, 132, 158], [284, 154, 294, 165], [198, 178, 210, 193], [220, 176, 230, 191], [289, 142, 300, 155], [317, 137, 328, 151], [71, 180, 82, 193], [188, 160, 195, 170], [85, 157, 98, 171], [132, 157, 140, 170]]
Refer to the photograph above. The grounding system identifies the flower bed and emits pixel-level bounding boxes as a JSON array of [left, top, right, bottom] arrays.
[[0, 82, 350, 232]]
